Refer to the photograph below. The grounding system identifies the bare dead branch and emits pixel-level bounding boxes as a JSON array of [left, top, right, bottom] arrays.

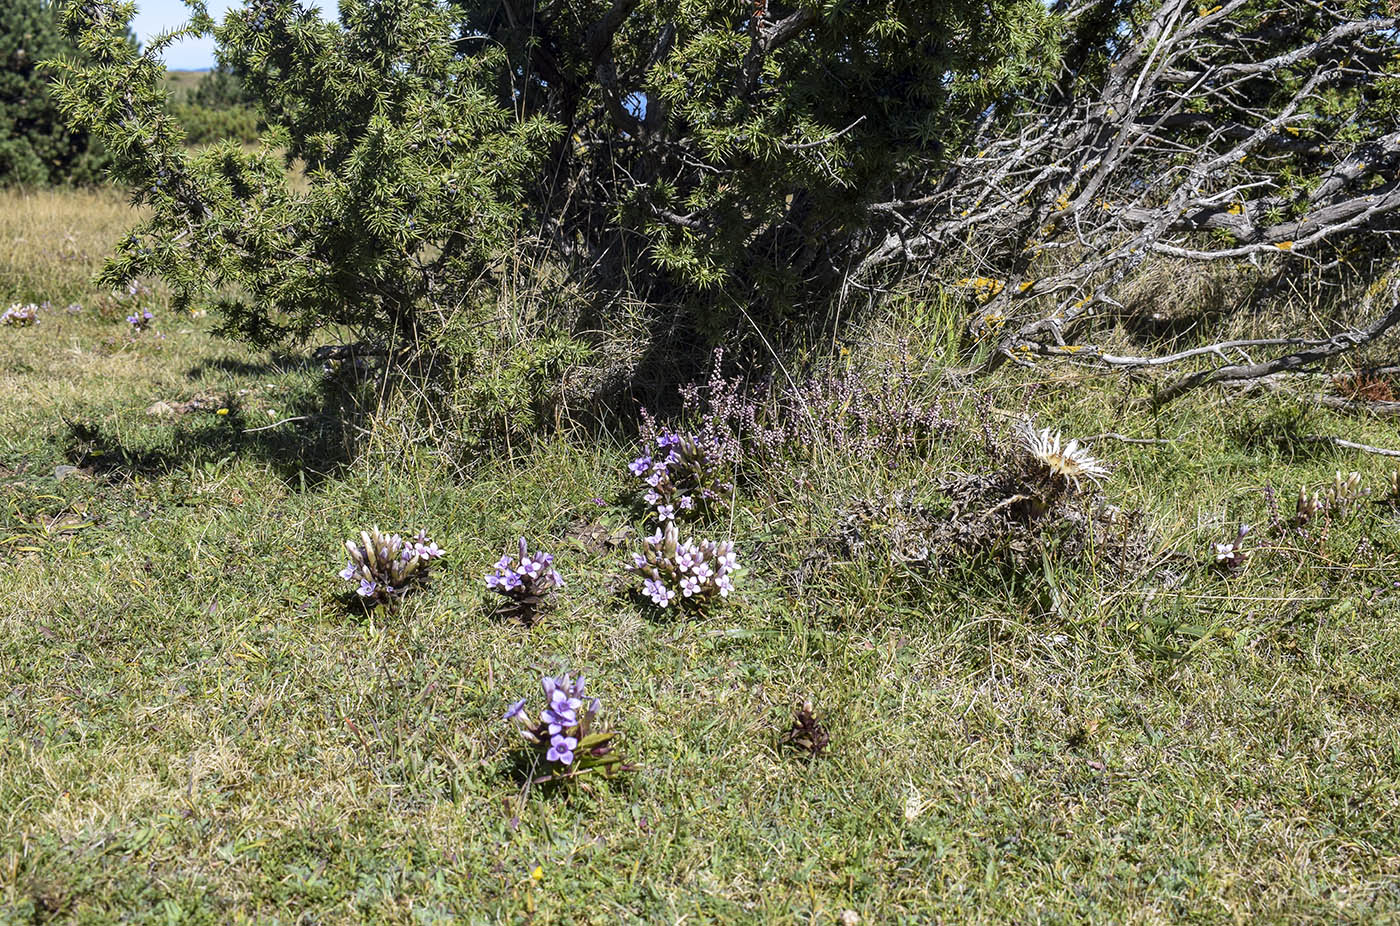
[[1302, 436, 1400, 457]]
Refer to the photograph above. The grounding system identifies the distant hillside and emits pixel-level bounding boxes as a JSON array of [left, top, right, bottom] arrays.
[[161, 69, 211, 103]]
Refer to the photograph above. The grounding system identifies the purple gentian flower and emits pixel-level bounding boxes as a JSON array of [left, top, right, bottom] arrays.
[[546, 733, 577, 765], [716, 545, 738, 570], [357, 578, 378, 597], [503, 698, 528, 722], [629, 456, 653, 476], [551, 687, 583, 714], [542, 701, 578, 733], [339, 562, 357, 581], [643, 579, 673, 607], [657, 504, 676, 522]]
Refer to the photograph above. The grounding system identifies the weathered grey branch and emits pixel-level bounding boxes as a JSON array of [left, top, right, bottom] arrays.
[[1153, 289, 1400, 406], [843, 1, 1400, 401], [1302, 436, 1400, 457]]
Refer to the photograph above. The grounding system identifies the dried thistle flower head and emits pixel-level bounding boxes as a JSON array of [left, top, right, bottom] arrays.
[[337, 527, 445, 608], [781, 701, 830, 757], [1019, 420, 1110, 490]]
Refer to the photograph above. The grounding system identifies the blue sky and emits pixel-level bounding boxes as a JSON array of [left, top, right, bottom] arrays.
[[132, 0, 241, 70]]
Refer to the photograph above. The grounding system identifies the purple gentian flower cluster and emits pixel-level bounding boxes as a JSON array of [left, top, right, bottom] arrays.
[[629, 431, 731, 523], [485, 537, 563, 591], [485, 537, 563, 621], [126, 309, 154, 332], [337, 527, 446, 607], [2, 303, 39, 327], [626, 521, 738, 610], [504, 672, 610, 772]]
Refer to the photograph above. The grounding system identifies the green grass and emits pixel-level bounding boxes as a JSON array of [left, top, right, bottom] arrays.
[[3, 190, 1400, 923]]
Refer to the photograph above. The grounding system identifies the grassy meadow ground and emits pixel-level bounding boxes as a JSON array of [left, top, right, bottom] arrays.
[[2, 186, 1400, 923]]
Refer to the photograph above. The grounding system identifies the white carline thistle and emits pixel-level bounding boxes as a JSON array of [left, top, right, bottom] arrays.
[[1019, 420, 1111, 489]]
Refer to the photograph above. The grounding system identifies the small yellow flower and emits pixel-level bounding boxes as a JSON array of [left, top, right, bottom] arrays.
[[216, 408, 230, 416], [531, 865, 543, 882], [1275, 241, 1294, 250]]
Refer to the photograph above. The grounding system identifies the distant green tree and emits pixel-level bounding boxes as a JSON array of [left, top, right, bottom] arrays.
[[0, 0, 130, 184], [191, 60, 253, 109], [173, 60, 261, 144]]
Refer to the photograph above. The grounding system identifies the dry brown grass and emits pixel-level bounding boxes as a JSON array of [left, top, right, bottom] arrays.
[[0, 187, 144, 304]]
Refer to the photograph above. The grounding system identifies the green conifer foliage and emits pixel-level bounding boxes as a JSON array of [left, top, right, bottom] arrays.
[[50, 0, 1059, 352], [50, 0, 557, 351], [0, 0, 116, 184], [459, 0, 1063, 309]]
